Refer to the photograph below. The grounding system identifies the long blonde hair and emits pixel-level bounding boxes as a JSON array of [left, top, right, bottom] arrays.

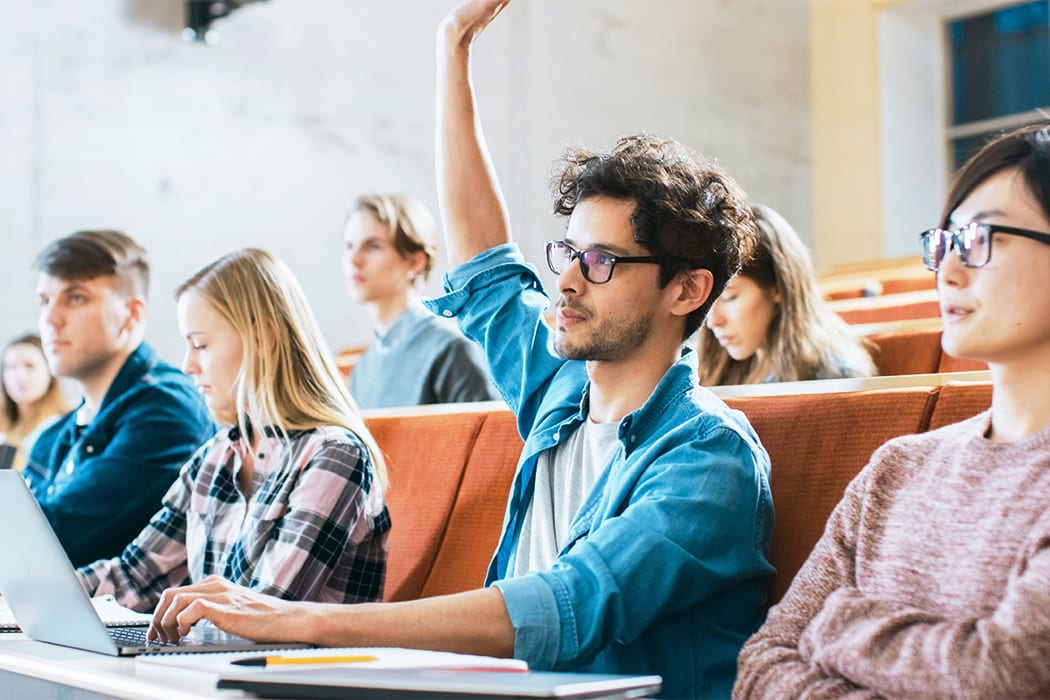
[[698, 205, 875, 385], [175, 248, 387, 487]]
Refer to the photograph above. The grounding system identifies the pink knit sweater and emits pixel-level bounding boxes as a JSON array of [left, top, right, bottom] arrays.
[[734, 410, 1050, 699]]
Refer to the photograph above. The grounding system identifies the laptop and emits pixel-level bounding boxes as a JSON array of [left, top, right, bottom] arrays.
[[217, 667, 662, 699], [0, 471, 310, 656]]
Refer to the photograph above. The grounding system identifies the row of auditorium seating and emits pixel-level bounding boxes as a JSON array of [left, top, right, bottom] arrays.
[[856, 318, 987, 376], [363, 372, 993, 607], [818, 256, 934, 300]]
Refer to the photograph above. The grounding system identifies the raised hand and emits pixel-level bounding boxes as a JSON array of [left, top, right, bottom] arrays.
[[439, 0, 513, 48]]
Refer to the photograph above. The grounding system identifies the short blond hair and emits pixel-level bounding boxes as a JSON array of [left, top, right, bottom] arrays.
[[351, 194, 439, 281]]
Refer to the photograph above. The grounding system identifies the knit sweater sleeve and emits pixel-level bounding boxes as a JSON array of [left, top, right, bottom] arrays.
[[734, 460, 879, 700], [738, 425, 1050, 699]]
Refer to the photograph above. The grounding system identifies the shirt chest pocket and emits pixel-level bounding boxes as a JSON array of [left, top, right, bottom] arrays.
[[185, 498, 290, 581]]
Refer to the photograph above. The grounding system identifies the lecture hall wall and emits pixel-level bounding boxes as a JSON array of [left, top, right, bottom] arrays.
[[2, 0, 819, 364]]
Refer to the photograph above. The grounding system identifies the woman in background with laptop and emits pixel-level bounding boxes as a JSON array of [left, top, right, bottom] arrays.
[[0, 333, 69, 472], [75, 248, 391, 610]]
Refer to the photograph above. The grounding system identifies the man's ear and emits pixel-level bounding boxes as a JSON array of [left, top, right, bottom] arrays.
[[123, 296, 147, 331], [669, 268, 714, 318], [407, 251, 428, 283]]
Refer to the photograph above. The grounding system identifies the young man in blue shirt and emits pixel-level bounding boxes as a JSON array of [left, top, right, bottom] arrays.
[[25, 229, 215, 567], [147, 1, 773, 695]]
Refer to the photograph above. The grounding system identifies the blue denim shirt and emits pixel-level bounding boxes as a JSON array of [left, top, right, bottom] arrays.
[[424, 245, 774, 699], [25, 342, 216, 568]]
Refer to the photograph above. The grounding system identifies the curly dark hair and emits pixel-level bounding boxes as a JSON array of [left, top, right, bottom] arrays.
[[551, 134, 757, 339]]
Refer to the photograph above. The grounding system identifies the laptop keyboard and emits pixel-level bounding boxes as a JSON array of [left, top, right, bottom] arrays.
[[108, 626, 192, 648]]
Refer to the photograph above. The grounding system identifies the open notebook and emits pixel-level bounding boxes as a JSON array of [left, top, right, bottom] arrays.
[[1, 594, 151, 632]]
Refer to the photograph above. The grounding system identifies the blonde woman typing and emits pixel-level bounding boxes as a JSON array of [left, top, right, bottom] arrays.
[[76, 248, 390, 610]]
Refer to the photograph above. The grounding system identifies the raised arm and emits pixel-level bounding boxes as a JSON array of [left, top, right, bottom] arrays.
[[436, 0, 514, 266]]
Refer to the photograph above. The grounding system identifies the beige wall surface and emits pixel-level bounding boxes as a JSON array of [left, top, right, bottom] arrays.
[[810, 0, 885, 270], [0, 0, 811, 366]]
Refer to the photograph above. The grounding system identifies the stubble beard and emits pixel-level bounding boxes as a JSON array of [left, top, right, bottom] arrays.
[[553, 312, 653, 362]]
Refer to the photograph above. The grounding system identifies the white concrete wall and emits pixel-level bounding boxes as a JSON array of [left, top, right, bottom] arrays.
[[0, 0, 811, 368]]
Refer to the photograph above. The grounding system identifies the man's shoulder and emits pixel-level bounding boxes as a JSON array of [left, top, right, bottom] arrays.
[[104, 351, 209, 425]]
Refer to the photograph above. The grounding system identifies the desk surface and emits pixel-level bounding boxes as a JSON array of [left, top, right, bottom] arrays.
[[0, 634, 247, 699]]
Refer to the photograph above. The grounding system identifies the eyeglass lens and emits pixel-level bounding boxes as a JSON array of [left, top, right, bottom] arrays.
[[547, 242, 615, 284], [922, 223, 991, 271]]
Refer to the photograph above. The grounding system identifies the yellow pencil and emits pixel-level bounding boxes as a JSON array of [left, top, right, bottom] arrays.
[[232, 654, 378, 667]]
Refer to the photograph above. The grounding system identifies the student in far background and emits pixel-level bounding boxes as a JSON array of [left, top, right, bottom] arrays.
[[77, 248, 390, 611], [342, 193, 497, 408], [698, 204, 876, 385], [0, 334, 69, 472]]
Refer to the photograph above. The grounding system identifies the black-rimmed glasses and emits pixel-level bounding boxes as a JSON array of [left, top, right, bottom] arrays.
[[919, 222, 1050, 272], [545, 240, 662, 285]]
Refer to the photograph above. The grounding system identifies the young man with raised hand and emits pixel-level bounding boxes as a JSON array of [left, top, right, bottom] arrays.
[[146, 1, 773, 696], [25, 229, 215, 567]]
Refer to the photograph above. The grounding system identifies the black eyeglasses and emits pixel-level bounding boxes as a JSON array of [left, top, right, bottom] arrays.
[[545, 240, 662, 285], [919, 222, 1050, 272]]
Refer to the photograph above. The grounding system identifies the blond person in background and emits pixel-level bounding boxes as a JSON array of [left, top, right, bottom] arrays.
[[735, 122, 1050, 698], [343, 193, 496, 408], [0, 334, 68, 472], [76, 248, 391, 611], [698, 204, 875, 385]]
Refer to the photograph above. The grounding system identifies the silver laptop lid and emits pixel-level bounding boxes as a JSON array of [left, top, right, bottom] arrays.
[[0, 471, 309, 656], [0, 471, 122, 655]]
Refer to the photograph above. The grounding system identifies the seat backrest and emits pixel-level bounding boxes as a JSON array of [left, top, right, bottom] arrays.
[[417, 409, 522, 598], [829, 290, 941, 325], [926, 381, 993, 430], [865, 327, 944, 376], [365, 409, 488, 602], [726, 386, 938, 604]]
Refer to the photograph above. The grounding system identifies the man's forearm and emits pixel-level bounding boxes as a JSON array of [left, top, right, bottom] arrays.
[[435, 3, 513, 267], [307, 587, 516, 658]]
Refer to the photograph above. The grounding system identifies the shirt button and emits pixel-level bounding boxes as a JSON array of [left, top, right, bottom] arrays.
[[442, 309, 453, 317], [629, 435, 637, 444], [85, 445, 95, 454]]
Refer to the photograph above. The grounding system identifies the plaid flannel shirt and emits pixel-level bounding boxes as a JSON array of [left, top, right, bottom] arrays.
[[78, 423, 390, 612]]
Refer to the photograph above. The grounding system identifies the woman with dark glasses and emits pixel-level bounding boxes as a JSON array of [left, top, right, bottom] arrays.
[[736, 122, 1050, 698]]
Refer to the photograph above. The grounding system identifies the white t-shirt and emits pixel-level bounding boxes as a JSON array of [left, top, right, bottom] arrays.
[[511, 417, 622, 576]]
